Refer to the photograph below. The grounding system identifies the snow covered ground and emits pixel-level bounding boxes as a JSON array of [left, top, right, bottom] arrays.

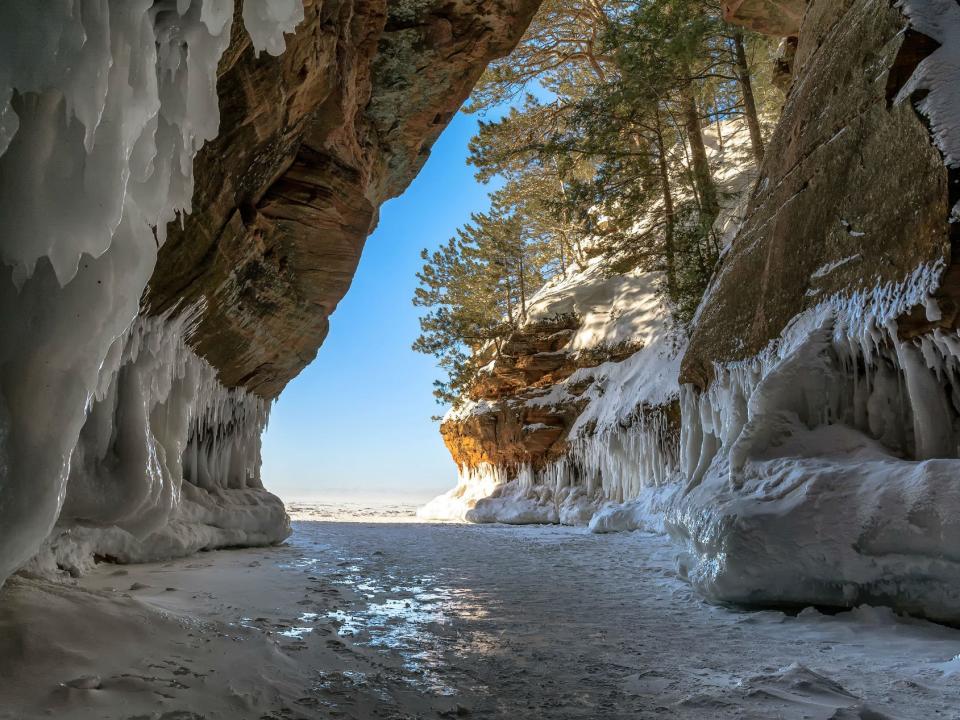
[[3, 516, 959, 719]]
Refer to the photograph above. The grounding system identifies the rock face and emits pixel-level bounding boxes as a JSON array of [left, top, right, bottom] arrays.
[[672, 0, 960, 622], [0, 0, 539, 584], [442, 313, 618, 471], [148, 0, 540, 398], [425, 122, 759, 524], [437, 0, 960, 622], [683, 0, 950, 389]]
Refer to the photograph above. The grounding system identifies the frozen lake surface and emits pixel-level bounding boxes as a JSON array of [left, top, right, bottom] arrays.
[[3, 518, 960, 718]]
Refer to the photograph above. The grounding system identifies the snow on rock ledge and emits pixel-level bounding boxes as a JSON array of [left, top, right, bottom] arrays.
[[422, 257, 687, 525], [424, 122, 757, 526], [673, 265, 960, 622]]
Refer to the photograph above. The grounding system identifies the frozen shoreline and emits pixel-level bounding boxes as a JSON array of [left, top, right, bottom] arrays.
[[3, 519, 960, 719]]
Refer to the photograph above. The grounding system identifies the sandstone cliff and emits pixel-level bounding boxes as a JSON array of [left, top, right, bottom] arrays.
[[0, 0, 538, 584], [434, 0, 960, 622], [147, 0, 541, 398]]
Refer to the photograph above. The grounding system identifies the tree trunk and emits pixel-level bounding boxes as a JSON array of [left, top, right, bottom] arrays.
[[654, 111, 677, 296], [517, 250, 527, 319], [682, 88, 719, 222], [552, 158, 584, 266], [733, 29, 765, 165]]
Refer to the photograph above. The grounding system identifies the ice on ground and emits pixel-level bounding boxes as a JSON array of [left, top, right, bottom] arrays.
[[5, 520, 960, 719]]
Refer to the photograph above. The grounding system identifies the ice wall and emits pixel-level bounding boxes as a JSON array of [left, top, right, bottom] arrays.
[[458, 412, 679, 526], [668, 262, 960, 621], [0, 1, 302, 586]]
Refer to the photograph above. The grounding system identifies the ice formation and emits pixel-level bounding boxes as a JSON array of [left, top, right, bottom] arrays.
[[660, 2, 960, 621], [0, 1, 303, 585], [668, 261, 960, 620], [419, 259, 686, 526], [421, 122, 755, 527], [243, 0, 306, 57]]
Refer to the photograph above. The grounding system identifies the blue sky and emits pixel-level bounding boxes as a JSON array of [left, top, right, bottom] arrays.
[[261, 110, 499, 504]]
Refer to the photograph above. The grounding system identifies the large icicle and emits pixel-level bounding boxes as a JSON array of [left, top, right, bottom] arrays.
[[0, 0, 303, 585]]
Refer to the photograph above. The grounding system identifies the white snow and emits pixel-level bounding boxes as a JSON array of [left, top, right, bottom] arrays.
[[417, 463, 506, 521], [811, 253, 860, 279], [0, 1, 303, 585], [897, 0, 960, 220], [424, 262, 685, 525]]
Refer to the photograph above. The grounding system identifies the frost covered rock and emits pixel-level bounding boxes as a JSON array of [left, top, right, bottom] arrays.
[[681, 0, 950, 387], [427, 122, 758, 525]]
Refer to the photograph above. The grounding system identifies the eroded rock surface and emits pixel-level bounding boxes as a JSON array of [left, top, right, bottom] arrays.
[[722, 0, 804, 36], [683, 0, 950, 388], [148, 0, 541, 398]]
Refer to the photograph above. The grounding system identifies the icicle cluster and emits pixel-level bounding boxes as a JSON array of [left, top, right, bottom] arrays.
[[0, 0, 303, 585], [681, 261, 948, 489], [62, 309, 272, 535], [419, 411, 679, 526]]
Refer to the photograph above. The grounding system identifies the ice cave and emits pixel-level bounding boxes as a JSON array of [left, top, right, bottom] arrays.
[[2, 0, 960, 718]]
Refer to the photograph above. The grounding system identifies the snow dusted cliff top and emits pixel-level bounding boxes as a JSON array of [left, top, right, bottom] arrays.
[[525, 263, 684, 429], [448, 120, 760, 432]]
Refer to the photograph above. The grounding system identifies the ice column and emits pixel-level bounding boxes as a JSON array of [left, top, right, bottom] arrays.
[[0, 0, 303, 585]]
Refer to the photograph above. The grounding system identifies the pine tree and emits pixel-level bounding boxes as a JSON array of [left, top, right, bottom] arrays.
[[412, 203, 558, 405], [414, 0, 786, 404]]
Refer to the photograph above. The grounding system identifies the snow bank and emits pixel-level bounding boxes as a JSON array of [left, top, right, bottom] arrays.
[[0, 1, 302, 585]]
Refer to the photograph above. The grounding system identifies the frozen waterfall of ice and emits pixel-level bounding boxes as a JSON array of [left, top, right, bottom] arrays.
[[0, 0, 303, 585]]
